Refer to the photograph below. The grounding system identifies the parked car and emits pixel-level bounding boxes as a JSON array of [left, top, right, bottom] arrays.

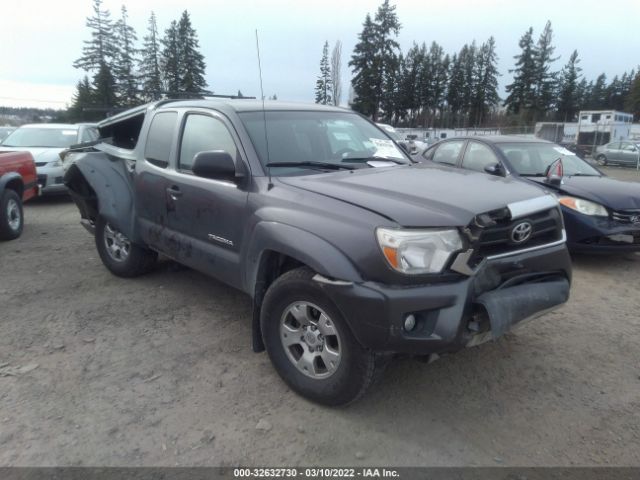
[[594, 141, 640, 167], [0, 123, 98, 194], [65, 100, 571, 405], [376, 123, 427, 154], [0, 151, 38, 240], [0, 126, 16, 143], [421, 136, 640, 252]]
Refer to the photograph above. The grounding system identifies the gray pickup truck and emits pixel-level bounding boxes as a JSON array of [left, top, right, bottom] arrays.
[[64, 99, 571, 405]]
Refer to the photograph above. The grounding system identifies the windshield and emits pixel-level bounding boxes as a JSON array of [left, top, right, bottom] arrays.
[[239, 111, 410, 175], [2, 127, 79, 148], [498, 142, 601, 177]]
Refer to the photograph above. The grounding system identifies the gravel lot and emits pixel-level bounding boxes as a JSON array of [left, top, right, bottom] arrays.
[[1, 166, 639, 467]]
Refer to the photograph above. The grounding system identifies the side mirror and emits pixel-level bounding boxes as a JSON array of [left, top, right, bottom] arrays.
[[192, 150, 240, 182], [545, 158, 564, 186], [484, 162, 503, 176]]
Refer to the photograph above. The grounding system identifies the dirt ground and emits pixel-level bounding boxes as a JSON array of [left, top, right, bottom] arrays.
[[1, 166, 639, 467]]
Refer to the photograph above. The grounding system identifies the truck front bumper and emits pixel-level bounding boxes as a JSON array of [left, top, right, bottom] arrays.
[[321, 242, 571, 355]]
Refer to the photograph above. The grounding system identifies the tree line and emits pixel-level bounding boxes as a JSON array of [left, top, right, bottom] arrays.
[[341, 0, 640, 127], [67, 0, 208, 121]]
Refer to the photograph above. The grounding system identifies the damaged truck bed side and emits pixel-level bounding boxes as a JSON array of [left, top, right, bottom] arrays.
[[64, 99, 571, 406]]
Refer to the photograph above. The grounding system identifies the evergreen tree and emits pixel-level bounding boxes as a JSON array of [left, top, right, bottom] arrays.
[[576, 78, 590, 111], [625, 72, 640, 120], [556, 50, 581, 121], [471, 37, 500, 126], [330, 41, 342, 106], [160, 20, 181, 96], [398, 43, 423, 123], [92, 62, 118, 109], [314, 41, 333, 104], [504, 27, 537, 118], [588, 73, 607, 109], [349, 14, 378, 116], [73, 0, 116, 72], [237, 90, 244, 98], [532, 21, 558, 120], [447, 52, 466, 122], [349, 1, 401, 120], [113, 6, 139, 106], [139, 12, 163, 101], [177, 10, 208, 96], [69, 76, 95, 121]]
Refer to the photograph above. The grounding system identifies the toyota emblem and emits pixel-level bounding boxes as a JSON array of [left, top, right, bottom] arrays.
[[511, 221, 533, 244]]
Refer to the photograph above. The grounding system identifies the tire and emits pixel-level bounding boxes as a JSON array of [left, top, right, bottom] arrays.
[[596, 155, 607, 166], [0, 189, 23, 241], [95, 216, 157, 277], [261, 266, 382, 406]]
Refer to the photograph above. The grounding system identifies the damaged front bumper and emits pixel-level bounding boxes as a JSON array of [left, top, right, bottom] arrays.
[[321, 241, 571, 356]]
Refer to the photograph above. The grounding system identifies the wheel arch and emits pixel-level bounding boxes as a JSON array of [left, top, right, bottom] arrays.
[[0, 172, 24, 199]]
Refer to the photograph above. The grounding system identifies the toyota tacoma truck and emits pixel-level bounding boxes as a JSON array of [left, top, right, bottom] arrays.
[[64, 99, 571, 405], [0, 151, 38, 240]]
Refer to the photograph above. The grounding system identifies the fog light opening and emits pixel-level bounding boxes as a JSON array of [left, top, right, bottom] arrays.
[[404, 314, 417, 332]]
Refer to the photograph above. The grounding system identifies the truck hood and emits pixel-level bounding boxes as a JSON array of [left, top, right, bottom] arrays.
[[530, 175, 640, 210], [0, 146, 62, 164], [278, 163, 551, 226]]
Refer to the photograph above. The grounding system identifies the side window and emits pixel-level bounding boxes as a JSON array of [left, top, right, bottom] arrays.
[[432, 140, 464, 165], [145, 112, 178, 168], [623, 143, 637, 151], [609, 142, 620, 150], [461, 142, 500, 173], [79, 127, 98, 143], [179, 114, 238, 172]]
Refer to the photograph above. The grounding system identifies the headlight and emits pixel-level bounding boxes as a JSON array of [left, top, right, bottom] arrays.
[[558, 196, 608, 216], [48, 160, 62, 167], [376, 228, 463, 274]]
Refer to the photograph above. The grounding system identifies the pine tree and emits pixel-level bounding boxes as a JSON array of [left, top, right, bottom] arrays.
[[471, 37, 500, 126], [160, 20, 181, 96], [398, 43, 422, 123], [625, 72, 640, 120], [69, 76, 95, 121], [504, 27, 537, 119], [330, 41, 342, 106], [588, 73, 607, 109], [447, 52, 466, 123], [177, 10, 208, 96], [555, 50, 581, 121], [73, 0, 117, 108], [314, 41, 333, 104], [139, 11, 163, 101], [73, 0, 116, 72], [532, 21, 558, 120], [349, 1, 401, 120], [113, 6, 139, 106], [349, 14, 378, 116]]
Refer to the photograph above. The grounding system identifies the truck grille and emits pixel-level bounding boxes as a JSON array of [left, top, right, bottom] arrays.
[[473, 207, 564, 259], [611, 209, 640, 225]]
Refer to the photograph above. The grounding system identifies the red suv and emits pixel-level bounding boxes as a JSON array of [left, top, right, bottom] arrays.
[[0, 151, 38, 240]]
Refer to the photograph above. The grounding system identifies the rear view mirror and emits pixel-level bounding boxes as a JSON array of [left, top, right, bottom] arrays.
[[484, 162, 503, 176], [192, 151, 239, 182]]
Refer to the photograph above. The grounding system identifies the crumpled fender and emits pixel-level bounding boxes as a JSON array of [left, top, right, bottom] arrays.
[[64, 153, 138, 241], [244, 221, 364, 293]]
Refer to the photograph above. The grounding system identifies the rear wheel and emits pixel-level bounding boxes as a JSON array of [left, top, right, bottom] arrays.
[[261, 267, 382, 406], [95, 216, 157, 277], [596, 154, 607, 166], [0, 189, 23, 241]]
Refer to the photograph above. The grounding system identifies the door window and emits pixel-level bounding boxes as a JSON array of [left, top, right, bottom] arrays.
[[179, 114, 238, 172], [145, 112, 178, 168], [461, 142, 500, 173], [622, 143, 637, 151], [432, 140, 464, 165]]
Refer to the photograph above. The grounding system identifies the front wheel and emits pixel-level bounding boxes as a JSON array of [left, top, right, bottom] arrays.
[[95, 216, 157, 277], [596, 154, 608, 166], [0, 189, 23, 241], [261, 267, 382, 406]]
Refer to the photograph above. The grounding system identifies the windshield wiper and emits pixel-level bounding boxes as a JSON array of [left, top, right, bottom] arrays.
[[520, 173, 547, 177], [568, 173, 599, 177], [340, 156, 406, 165], [265, 161, 355, 171]]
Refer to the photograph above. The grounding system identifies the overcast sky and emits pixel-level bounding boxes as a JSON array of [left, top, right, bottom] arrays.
[[1, 0, 638, 110]]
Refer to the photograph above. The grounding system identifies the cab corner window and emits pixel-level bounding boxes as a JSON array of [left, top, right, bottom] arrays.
[[432, 141, 464, 165], [144, 112, 178, 168], [179, 114, 238, 172]]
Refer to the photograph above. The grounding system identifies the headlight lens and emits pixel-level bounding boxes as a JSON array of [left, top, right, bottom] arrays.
[[558, 196, 608, 216], [376, 228, 463, 274]]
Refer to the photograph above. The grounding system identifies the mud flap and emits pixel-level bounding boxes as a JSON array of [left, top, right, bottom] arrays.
[[476, 278, 570, 339]]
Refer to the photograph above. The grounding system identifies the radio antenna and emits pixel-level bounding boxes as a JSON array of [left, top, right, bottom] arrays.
[[255, 29, 272, 189]]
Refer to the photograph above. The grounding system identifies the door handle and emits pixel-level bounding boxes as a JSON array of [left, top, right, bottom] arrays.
[[166, 186, 183, 199]]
